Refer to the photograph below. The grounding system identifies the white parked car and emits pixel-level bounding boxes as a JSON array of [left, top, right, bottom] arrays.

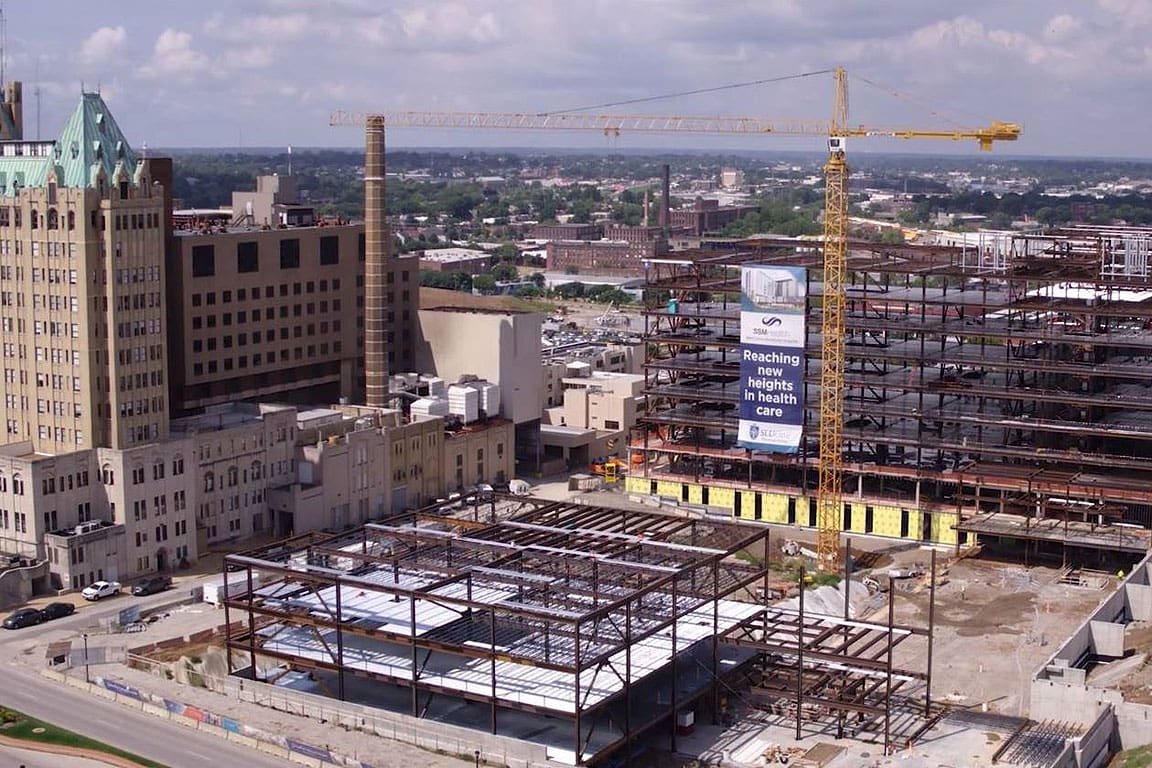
[[81, 580, 121, 601]]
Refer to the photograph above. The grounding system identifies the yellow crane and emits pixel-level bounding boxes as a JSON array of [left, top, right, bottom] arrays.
[[332, 67, 1020, 569]]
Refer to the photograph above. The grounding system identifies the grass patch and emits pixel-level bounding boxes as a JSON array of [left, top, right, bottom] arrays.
[[733, 550, 762, 566], [0, 706, 169, 768], [1111, 745, 1152, 768]]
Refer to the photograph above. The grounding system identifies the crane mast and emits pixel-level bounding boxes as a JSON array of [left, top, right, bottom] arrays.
[[817, 67, 850, 570], [333, 69, 1019, 573]]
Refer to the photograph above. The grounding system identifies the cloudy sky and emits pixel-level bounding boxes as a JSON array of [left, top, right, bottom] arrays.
[[9, 0, 1152, 157]]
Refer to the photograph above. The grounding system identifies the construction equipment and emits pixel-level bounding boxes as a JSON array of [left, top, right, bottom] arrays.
[[332, 67, 1020, 571]]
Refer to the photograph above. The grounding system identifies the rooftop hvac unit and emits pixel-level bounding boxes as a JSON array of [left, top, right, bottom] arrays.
[[447, 385, 480, 423]]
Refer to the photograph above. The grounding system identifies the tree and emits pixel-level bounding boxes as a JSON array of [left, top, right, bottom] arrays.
[[491, 263, 519, 282], [472, 274, 498, 294], [494, 243, 520, 263], [554, 282, 586, 299], [569, 199, 596, 223], [529, 272, 546, 288]]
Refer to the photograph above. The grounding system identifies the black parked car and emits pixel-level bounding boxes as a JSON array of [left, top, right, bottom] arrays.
[[2, 607, 45, 629], [40, 602, 75, 621], [131, 575, 172, 596]]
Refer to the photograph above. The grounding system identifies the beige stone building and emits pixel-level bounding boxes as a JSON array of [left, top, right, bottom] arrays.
[[541, 370, 644, 469], [267, 404, 511, 536], [542, 343, 641, 407], [0, 437, 200, 591], [0, 91, 170, 453], [416, 306, 543, 474], [170, 403, 297, 548]]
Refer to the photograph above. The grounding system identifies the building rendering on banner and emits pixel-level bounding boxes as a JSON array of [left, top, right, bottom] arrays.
[[737, 265, 806, 453]]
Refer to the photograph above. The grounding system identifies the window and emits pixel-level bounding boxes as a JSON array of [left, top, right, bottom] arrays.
[[172, 455, 184, 475], [131, 466, 145, 484], [319, 236, 339, 265], [279, 239, 300, 269], [237, 241, 259, 273], [153, 461, 165, 480], [191, 245, 215, 277]]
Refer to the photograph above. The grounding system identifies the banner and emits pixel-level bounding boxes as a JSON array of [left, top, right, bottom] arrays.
[[737, 265, 807, 453]]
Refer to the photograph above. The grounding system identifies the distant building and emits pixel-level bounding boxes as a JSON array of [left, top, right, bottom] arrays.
[[720, 167, 745, 188], [670, 198, 759, 236], [531, 222, 602, 241], [417, 247, 493, 274]]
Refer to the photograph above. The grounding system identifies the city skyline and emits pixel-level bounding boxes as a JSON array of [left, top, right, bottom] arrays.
[[7, 1, 1152, 157]]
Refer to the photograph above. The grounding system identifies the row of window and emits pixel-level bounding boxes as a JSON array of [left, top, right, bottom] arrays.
[[190, 301, 343, 329], [38, 471, 90, 496], [0, 510, 26, 531], [118, 370, 164, 392], [191, 236, 344, 278], [100, 456, 186, 488], [191, 278, 344, 306], [191, 344, 342, 376], [198, 490, 265, 520], [193, 326, 341, 352], [203, 463, 265, 493], [37, 424, 83, 445]]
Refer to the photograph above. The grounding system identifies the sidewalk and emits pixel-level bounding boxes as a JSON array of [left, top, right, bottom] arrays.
[[30, 653, 474, 768]]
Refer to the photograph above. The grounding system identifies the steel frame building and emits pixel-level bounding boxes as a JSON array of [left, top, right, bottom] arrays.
[[628, 228, 1152, 556], [222, 502, 775, 765]]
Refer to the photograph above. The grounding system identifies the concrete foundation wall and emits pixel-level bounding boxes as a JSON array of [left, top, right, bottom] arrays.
[[214, 676, 557, 767], [1031, 554, 1152, 757]]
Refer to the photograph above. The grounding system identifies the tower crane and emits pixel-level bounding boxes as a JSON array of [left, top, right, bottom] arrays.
[[332, 67, 1021, 569]]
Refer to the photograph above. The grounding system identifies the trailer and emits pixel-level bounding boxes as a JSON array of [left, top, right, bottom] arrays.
[[203, 572, 263, 607]]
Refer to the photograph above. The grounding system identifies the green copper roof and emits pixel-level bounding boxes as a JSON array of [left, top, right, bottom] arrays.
[[54, 91, 137, 188], [0, 91, 137, 194]]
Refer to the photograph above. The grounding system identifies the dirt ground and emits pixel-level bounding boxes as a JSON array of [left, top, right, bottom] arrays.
[[886, 554, 1111, 717]]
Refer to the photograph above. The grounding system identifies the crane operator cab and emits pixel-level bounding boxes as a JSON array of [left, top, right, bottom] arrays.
[[828, 136, 846, 157]]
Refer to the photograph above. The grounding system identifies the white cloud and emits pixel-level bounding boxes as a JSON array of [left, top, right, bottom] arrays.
[[19, 0, 1152, 153], [140, 29, 210, 80], [79, 26, 127, 65]]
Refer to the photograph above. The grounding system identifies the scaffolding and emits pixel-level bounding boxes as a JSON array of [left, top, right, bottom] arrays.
[[633, 229, 1152, 556]]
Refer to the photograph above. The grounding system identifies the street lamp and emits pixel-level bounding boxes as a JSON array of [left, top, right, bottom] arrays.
[[82, 632, 90, 684], [474, 749, 481, 767]]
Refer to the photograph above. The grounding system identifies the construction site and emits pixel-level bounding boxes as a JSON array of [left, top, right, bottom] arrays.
[[215, 498, 962, 766], [626, 227, 1152, 564]]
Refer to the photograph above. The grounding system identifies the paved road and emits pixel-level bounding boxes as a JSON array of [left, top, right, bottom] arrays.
[[0, 581, 293, 768], [1, 665, 293, 768], [0, 741, 107, 767]]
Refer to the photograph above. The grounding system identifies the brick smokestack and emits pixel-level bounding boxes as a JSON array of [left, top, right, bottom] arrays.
[[364, 116, 388, 408], [660, 163, 671, 235]]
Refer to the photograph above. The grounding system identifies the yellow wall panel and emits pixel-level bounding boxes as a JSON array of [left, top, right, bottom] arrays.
[[871, 505, 904, 538], [709, 487, 735, 514], [686, 483, 703, 504], [762, 493, 789, 523]]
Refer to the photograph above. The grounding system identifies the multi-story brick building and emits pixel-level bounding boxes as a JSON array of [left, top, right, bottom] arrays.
[[167, 175, 419, 415], [531, 222, 602, 241], [669, 198, 759, 236]]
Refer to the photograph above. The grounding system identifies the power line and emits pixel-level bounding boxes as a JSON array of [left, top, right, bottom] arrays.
[[542, 69, 834, 116]]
